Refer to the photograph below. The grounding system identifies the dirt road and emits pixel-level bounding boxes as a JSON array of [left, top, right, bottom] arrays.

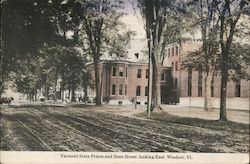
[[0, 105, 249, 152]]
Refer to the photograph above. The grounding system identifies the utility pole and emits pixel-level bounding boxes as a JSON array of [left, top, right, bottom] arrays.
[[147, 30, 153, 117]]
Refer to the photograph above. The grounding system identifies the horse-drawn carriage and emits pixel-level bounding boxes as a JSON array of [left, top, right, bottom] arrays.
[[0, 97, 13, 106]]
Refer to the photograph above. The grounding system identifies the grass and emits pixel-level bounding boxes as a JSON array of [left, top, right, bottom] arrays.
[[135, 111, 249, 134], [68, 103, 95, 108]]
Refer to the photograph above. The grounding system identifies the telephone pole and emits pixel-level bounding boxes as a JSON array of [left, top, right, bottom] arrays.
[[147, 30, 153, 117]]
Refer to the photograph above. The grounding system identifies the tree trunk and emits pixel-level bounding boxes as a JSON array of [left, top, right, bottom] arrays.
[[54, 77, 57, 101], [151, 63, 162, 111], [71, 87, 76, 102], [0, 79, 3, 98], [0, 41, 3, 99], [219, 69, 228, 121], [45, 84, 49, 99], [94, 60, 102, 106], [204, 71, 213, 111], [68, 88, 71, 101], [0, 86, 2, 98], [84, 85, 88, 98]]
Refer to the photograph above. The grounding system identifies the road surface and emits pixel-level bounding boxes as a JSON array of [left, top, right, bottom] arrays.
[[0, 105, 249, 152]]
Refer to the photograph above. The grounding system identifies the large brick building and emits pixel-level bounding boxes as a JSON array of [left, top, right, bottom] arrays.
[[87, 60, 170, 105], [87, 38, 249, 109], [164, 38, 249, 109], [164, 38, 249, 98], [86, 38, 173, 105]]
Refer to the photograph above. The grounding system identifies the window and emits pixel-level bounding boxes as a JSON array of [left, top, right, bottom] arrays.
[[145, 86, 148, 96], [161, 73, 165, 81], [135, 53, 139, 59], [175, 78, 178, 89], [126, 67, 128, 77], [175, 61, 178, 71], [168, 48, 171, 57], [146, 69, 149, 79], [172, 62, 174, 71], [198, 70, 203, 97], [119, 71, 123, 77], [188, 67, 192, 97], [198, 87, 202, 97], [112, 67, 116, 77], [112, 84, 116, 95], [125, 85, 127, 95], [175, 62, 179, 71], [172, 47, 174, 56], [176, 46, 179, 56], [136, 86, 141, 96], [235, 80, 241, 97], [119, 85, 123, 95], [137, 69, 142, 78]]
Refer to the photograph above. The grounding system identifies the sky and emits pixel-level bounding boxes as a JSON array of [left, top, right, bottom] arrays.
[[118, 1, 201, 40], [119, 1, 146, 39]]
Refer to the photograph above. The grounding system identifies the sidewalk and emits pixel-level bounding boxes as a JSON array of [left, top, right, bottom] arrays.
[[179, 97, 250, 111], [162, 105, 249, 124], [102, 104, 250, 124]]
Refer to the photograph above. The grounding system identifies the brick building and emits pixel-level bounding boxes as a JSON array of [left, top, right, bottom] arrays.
[[86, 38, 175, 105], [87, 38, 249, 109], [164, 38, 249, 98], [164, 38, 249, 109], [87, 60, 169, 105]]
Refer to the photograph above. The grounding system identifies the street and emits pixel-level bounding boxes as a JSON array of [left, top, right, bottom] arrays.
[[0, 104, 249, 152]]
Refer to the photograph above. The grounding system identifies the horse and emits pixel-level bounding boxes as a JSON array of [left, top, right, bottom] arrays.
[[0, 97, 13, 106]]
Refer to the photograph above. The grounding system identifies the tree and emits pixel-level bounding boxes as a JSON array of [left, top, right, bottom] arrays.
[[1, 0, 91, 100], [40, 46, 64, 100], [81, 70, 94, 101], [191, 0, 220, 111], [68, 0, 132, 106], [182, 0, 249, 119], [137, 0, 187, 112], [0, 0, 70, 97], [181, 0, 221, 111], [59, 47, 86, 102], [15, 55, 44, 100], [217, 0, 249, 121]]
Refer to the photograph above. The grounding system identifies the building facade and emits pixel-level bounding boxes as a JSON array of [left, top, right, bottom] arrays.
[[87, 60, 170, 105], [164, 38, 249, 99], [87, 38, 249, 109]]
